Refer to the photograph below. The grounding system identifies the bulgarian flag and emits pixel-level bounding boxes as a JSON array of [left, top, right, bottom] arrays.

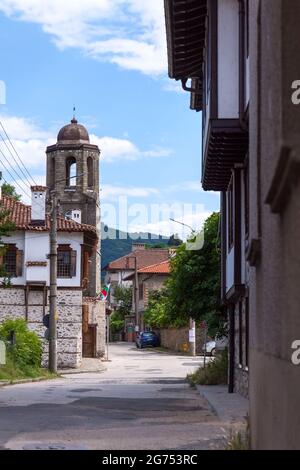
[[97, 284, 110, 301]]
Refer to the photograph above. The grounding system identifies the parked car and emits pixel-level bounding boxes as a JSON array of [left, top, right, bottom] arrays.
[[202, 340, 217, 356], [136, 331, 160, 349], [202, 336, 228, 356], [215, 336, 228, 352]]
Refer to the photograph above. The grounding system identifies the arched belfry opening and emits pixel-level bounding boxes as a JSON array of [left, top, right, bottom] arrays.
[[66, 157, 77, 187], [51, 157, 55, 189], [87, 157, 94, 188]]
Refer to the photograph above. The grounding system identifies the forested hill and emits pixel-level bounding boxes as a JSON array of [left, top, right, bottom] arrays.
[[101, 226, 180, 271]]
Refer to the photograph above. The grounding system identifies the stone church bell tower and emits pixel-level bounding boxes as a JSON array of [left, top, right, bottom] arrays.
[[46, 117, 101, 297]]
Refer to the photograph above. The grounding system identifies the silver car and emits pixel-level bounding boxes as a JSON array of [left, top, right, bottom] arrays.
[[202, 340, 216, 356], [202, 336, 228, 356]]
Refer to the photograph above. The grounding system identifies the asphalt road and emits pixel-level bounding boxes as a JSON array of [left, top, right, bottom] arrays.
[[0, 343, 227, 450]]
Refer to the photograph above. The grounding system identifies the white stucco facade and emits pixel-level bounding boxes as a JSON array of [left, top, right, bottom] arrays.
[[1, 231, 83, 287], [217, 0, 239, 119]]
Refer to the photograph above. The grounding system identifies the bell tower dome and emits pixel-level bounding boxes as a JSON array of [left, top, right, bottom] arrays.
[[46, 116, 101, 296]]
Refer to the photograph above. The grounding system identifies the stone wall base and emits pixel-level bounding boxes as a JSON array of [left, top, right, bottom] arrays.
[[157, 327, 206, 354], [0, 287, 82, 368]]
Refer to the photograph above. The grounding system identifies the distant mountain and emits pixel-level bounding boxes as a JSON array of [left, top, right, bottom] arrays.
[[101, 226, 180, 272]]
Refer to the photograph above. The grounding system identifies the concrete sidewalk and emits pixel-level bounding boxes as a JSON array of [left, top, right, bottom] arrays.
[[58, 358, 106, 375], [197, 385, 249, 430]]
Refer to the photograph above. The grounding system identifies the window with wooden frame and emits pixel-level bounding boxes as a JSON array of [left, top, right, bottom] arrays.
[[1, 244, 23, 278], [57, 245, 77, 278], [227, 179, 234, 250]]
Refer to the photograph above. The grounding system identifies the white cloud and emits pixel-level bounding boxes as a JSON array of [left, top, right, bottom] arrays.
[[0, 115, 55, 183], [162, 79, 185, 94], [101, 184, 160, 202], [166, 180, 220, 196], [0, 114, 171, 198], [91, 135, 171, 163], [0, 0, 167, 76], [128, 208, 212, 239]]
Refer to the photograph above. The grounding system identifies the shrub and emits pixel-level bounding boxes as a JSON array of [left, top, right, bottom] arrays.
[[0, 318, 42, 368], [187, 349, 228, 386]]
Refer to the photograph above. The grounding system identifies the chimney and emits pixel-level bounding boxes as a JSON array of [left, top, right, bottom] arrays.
[[132, 243, 146, 251], [31, 186, 47, 226], [71, 209, 81, 224]]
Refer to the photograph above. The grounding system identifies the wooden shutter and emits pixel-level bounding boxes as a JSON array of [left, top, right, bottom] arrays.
[[16, 250, 24, 277], [71, 249, 77, 277]]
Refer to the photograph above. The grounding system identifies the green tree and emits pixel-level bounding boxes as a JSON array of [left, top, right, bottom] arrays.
[[0, 202, 16, 284], [2, 183, 21, 201], [143, 213, 224, 337], [144, 289, 170, 329], [165, 212, 223, 336], [110, 285, 132, 334]]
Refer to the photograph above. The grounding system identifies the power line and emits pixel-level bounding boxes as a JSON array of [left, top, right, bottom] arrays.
[[0, 147, 32, 196], [0, 134, 34, 188], [0, 120, 37, 185], [0, 158, 31, 199]]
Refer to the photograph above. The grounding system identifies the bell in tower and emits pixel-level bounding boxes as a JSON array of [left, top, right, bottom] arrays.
[[46, 116, 101, 296]]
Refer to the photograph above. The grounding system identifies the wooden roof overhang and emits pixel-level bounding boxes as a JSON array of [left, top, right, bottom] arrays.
[[164, 0, 207, 111], [202, 120, 249, 191]]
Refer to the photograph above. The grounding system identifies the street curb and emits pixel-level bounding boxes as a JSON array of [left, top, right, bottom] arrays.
[[141, 347, 195, 357], [0, 375, 60, 388], [58, 367, 106, 375]]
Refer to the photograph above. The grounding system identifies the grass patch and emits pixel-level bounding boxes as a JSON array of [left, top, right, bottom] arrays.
[[0, 356, 56, 382], [226, 429, 250, 450], [187, 349, 228, 386]]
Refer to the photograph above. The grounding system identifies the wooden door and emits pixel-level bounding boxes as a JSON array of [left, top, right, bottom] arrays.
[[83, 325, 96, 358]]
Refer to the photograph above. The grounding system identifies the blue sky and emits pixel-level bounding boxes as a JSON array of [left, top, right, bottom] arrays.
[[0, 1, 219, 238]]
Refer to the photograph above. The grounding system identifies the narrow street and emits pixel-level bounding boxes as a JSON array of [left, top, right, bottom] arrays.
[[0, 343, 228, 450]]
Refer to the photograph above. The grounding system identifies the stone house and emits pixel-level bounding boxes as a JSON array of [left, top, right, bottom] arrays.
[[164, 0, 300, 450], [165, 0, 249, 397], [104, 243, 170, 311], [0, 117, 105, 368], [124, 259, 171, 331]]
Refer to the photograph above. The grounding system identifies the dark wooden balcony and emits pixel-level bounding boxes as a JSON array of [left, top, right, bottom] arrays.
[[202, 120, 249, 191]]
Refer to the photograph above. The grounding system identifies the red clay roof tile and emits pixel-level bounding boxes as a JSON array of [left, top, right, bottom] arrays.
[[1, 195, 96, 234]]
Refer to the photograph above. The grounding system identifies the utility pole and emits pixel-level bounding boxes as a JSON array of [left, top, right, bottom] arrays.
[[49, 191, 57, 373], [134, 256, 139, 332], [126, 255, 139, 334], [189, 317, 196, 357]]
